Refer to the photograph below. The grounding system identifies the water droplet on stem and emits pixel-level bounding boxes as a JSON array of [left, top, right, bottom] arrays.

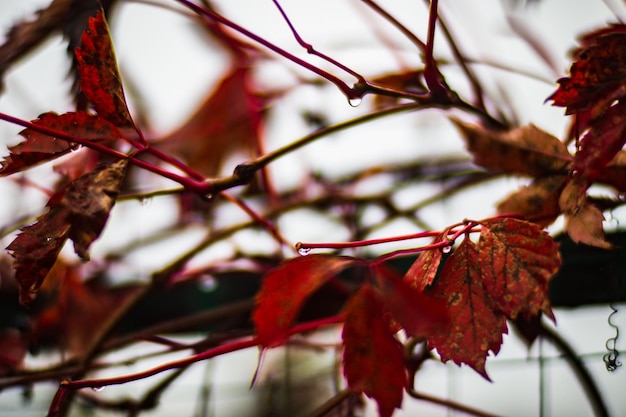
[[296, 242, 311, 256], [348, 97, 362, 107], [441, 245, 452, 254], [92, 386, 105, 392]]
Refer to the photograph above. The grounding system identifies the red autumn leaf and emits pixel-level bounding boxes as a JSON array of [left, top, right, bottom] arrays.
[[342, 285, 406, 417], [404, 234, 445, 291], [572, 100, 626, 180], [75, 11, 135, 129], [6, 159, 128, 303], [478, 217, 561, 320], [32, 262, 139, 353], [424, 238, 507, 380], [453, 120, 572, 177], [548, 25, 626, 115], [372, 264, 449, 339], [156, 66, 264, 176], [253, 255, 354, 347], [594, 150, 626, 192], [496, 175, 568, 227], [0, 112, 122, 176]]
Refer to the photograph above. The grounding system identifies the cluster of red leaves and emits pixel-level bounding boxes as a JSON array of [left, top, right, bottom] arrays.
[[549, 24, 626, 247], [253, 217, 560, 417], [2, 12, 134, 303], [450, 24, 626, 252]]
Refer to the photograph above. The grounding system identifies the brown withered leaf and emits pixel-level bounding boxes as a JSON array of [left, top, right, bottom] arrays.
[[564, 201, 613, 250], [64, 158, 128, 259], [453, 120, 572, 177], [558, 176, 589, 214], [6, 159, 128, 302], [497, 175, 568, 227]]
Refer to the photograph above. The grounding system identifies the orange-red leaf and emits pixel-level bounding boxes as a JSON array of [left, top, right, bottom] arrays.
[[373, 264, 449, 339], [454, 120, 571, 177], [6, 159, 128, 302], [253, 255, 354, 347], [0, 112, 121, 176], [424, 238, 507, 380], [342, 285, 406, 417], [75, 11, 134, 129], [478, 218, 561, 320]]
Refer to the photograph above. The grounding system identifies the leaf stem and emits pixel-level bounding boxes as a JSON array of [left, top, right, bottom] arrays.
[[272, 0, 365, 81], [174, 0, 360, 100], [0, 112, 210, 193], [55, 315, 343, 392]]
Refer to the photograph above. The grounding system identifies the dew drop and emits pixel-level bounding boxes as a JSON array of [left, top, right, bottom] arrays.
[[201, 193, 214, 202], [92, 386, 105, 392], [441, 245, 452, 254], [296, 243, 311, 256], [139, 197, 152, 207], [348, 97, 362, 107]]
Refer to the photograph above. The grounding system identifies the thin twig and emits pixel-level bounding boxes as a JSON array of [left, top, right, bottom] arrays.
[[407, 388, 504, 417]]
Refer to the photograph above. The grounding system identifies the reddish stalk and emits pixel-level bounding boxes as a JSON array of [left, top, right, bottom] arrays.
[[0, 112, 210, 194], [219, 191, 294, 251], [423, 0, 447, 98], [55, 315, 343, 392], [272, 0, 366, 81], [174, 0, 360, 101]]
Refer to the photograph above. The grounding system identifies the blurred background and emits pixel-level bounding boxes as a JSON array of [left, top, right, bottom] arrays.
[[0, 0, 625, 416]]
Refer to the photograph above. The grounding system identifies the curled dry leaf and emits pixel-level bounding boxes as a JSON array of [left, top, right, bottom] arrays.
[[6, 159, 128, 303], [453, 120, 571, 177]]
